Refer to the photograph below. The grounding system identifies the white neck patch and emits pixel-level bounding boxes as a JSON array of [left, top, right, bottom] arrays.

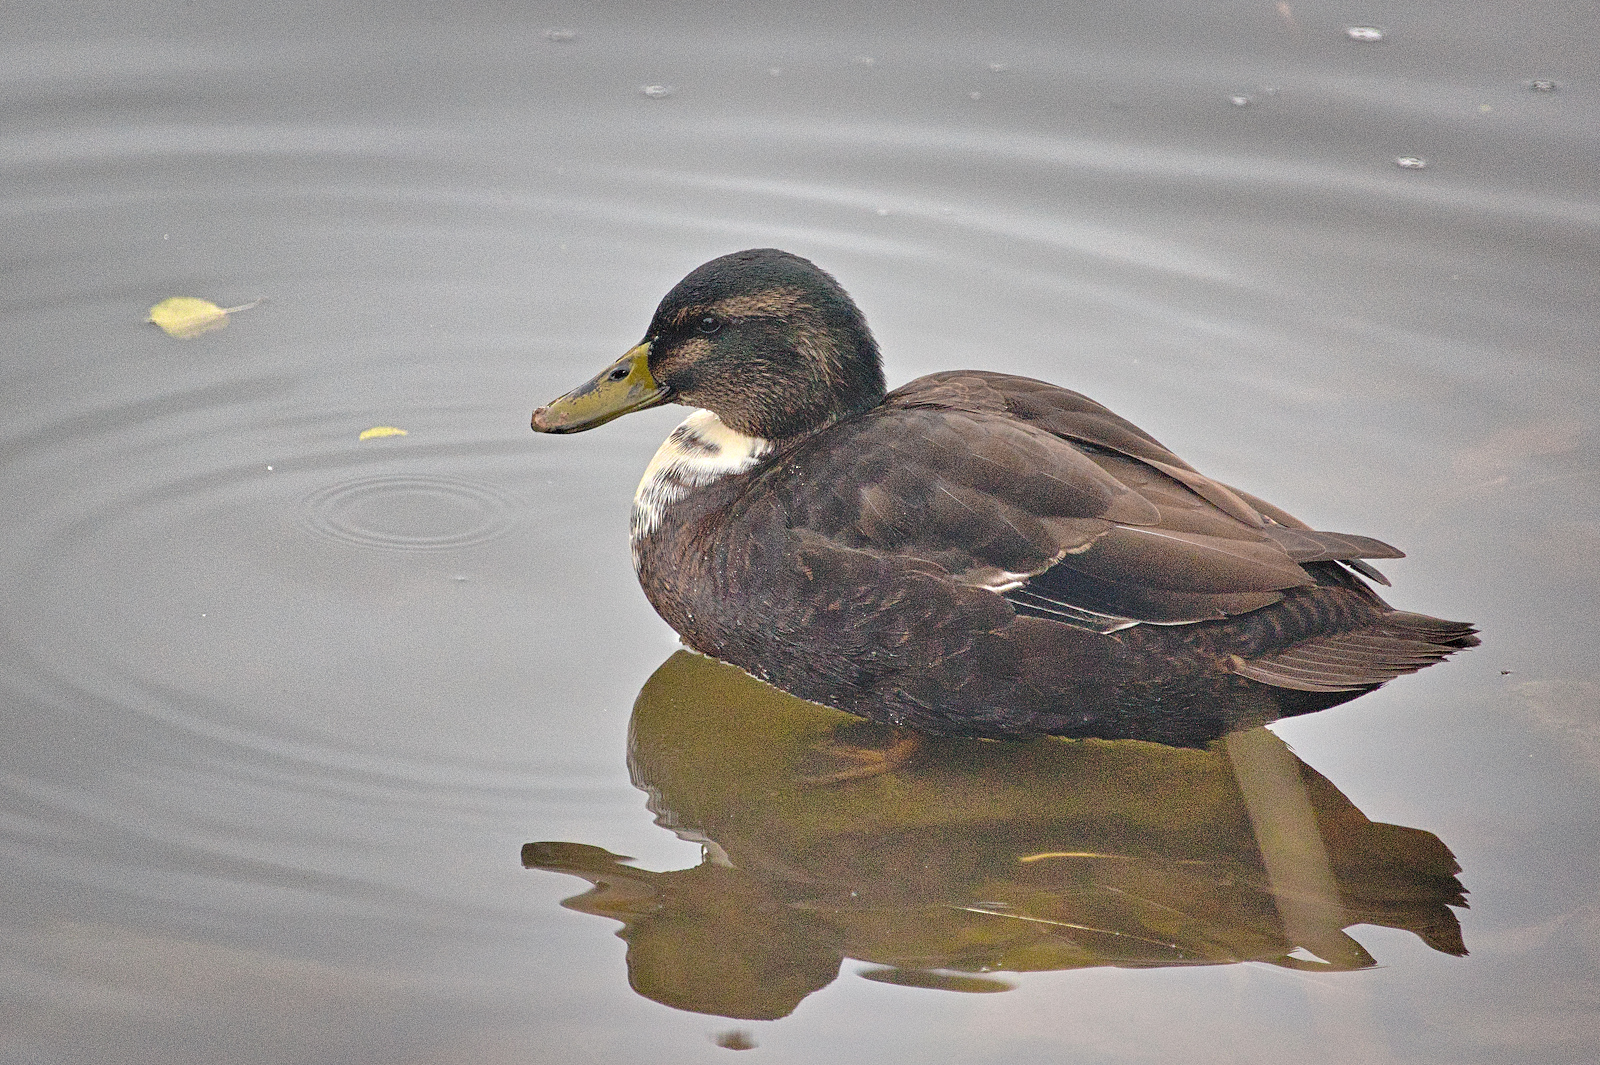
[[630, 409, 773, 568]]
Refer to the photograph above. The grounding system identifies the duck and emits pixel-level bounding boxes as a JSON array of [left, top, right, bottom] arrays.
[[531, 248, 1478, 746]]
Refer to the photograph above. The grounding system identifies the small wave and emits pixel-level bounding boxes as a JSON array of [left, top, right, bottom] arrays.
[[300, 474, 518, 552]]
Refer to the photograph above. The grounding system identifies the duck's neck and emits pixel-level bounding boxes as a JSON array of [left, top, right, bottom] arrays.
[[630, 408, 774, 573]]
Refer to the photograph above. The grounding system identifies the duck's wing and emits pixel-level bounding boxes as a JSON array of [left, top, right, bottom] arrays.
[[764, 372, 1403, 629], [896, 370, 1273, 529]]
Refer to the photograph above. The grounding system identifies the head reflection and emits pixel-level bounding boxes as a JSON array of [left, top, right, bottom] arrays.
[[524, 651, 1467, 1021]]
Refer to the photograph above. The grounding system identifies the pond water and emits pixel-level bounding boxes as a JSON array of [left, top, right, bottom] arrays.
[[3, 1, 1598, 1062]]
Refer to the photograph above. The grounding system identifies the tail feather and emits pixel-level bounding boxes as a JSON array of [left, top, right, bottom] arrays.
[[1226, 612, 1479, 693]]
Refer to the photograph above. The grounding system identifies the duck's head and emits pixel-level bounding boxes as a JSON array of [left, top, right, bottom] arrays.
[[532, 249, 886, 440]]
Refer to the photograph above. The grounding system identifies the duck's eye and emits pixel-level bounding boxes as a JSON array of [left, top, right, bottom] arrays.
[[696, 315, 723, 335]]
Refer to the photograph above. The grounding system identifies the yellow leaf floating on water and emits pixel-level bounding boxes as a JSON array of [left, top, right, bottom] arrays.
[[358, 426, 409, 441], [146, 296, 263, 339]]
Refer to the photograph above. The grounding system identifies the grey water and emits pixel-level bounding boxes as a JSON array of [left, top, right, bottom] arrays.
[[3, 1, 1598, 1061]]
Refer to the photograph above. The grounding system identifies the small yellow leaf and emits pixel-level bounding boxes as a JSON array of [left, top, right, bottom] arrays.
[[146, 296, 262, 339], [358, 426, 409, 441]]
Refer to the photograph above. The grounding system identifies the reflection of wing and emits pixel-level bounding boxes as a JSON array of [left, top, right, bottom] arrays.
[[768, 370, 1403, 629]]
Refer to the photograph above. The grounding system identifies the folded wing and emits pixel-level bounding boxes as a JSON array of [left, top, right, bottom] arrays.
[[769, 371, 1405, 630]]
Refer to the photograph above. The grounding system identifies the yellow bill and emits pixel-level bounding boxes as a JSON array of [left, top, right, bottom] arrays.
[[531, 342, 670, 433]]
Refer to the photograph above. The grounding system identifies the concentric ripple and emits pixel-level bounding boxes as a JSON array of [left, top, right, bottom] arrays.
[[300, 474, 518, 551]]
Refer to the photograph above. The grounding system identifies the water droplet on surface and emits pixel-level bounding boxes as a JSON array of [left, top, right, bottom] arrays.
[[639, 84, 673, 99], [874, 207, 890, 216], [1230, 94, 1253, 107], [1345, 26, 1385, 41], [987, 62, 1009, 72], [768, 67, 781, 76], [969, 91, 982, 100], [1394, 156, 1428, 170], [543, 29, 576, 43], [853, 55, 875, 66], [1528, 79, 1558, 92]]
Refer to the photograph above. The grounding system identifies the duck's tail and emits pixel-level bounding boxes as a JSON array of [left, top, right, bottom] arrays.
[[1223, 611, 1480, 693]]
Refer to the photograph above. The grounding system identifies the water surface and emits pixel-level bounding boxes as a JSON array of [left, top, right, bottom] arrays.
[[3, 1, 1598, 1062]]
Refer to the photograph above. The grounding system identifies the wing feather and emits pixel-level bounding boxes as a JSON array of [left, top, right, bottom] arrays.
[[771, 372, 1409, 628]]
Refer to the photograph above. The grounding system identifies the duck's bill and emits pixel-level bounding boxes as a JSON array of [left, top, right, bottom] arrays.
[[531, 342, 670, 433]]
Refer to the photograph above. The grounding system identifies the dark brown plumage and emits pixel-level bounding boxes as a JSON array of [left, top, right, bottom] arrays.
[[531, 248, 1478, 744]]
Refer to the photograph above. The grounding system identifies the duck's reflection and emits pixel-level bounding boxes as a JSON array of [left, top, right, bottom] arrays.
[[524, 651, 1467, 1020]]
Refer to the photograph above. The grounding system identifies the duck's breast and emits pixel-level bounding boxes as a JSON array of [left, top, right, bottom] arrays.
[[630, 408, 773, 573]]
